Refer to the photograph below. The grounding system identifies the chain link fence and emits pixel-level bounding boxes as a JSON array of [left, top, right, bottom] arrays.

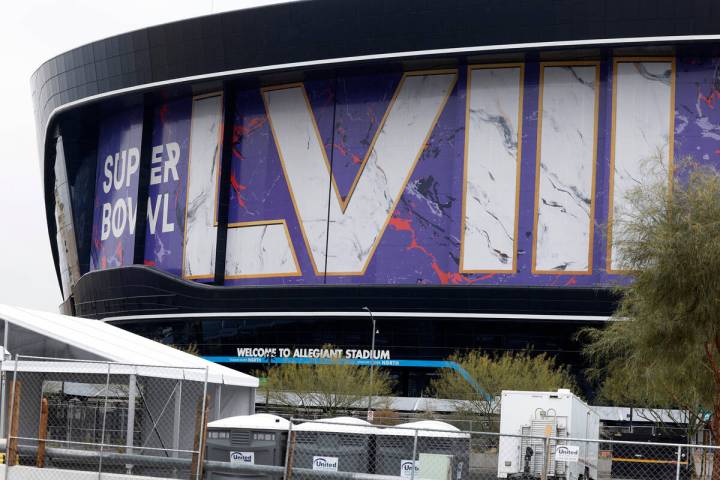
[[1, 355, 211, 479], [1, 365, 718, 480], [281, 418, 720, 480]]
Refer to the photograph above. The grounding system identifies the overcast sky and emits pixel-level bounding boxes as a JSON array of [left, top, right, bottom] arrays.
[[0, 0, 289, 312]]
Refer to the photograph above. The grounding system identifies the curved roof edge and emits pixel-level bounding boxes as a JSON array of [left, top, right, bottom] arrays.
[[0, 304, 259, 388], [32, 0, 720, 155]]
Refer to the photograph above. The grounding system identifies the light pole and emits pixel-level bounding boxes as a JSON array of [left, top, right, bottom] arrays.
[[362, 306, 376, 414]]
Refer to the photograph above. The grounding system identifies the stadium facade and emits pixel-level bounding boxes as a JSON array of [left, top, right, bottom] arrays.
[[32, 0, 720, 396]]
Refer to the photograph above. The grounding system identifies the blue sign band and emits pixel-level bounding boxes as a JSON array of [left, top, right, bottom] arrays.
[[202, 356, 491, 400]]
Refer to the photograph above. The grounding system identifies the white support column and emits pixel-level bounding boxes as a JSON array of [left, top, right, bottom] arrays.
[[125, 373, 137, 474], [214, 385, 222, 421], [0, 319, 8, 437], [172, 380, 182, 457], [126, 374, 137, 450]]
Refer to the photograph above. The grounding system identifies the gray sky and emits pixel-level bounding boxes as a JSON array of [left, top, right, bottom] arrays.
[[0, 0, 289, 312]]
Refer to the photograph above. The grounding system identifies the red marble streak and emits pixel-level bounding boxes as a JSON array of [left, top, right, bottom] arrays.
[[230, 172, 247, 208], [115, 241, 124, 265], [328, 126, 350, 159], [144, 259, 156, 266], [101, 256, 107, 269], [565, 277, 577, 286], [158, 104, 169, 124], [232, 116, 267, 159], [328, 142, 349, 157], [93, 226, 101, 249], [388, 214, 494, 285], [700, 90, 720, 109], [326, 126, 362, 201], [345, 107, 377, 165]]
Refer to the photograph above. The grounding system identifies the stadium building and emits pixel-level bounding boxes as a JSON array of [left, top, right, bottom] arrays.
[[31, 0, 720, 397]]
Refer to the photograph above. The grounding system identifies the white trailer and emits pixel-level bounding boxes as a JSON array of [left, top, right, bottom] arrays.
[[497, 389, 600, 480]]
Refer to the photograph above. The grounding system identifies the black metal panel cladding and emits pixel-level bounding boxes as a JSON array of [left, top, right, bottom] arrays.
[[32, 0, 709, 315], [72, 266, 619, 320], [31, 0, 720, 145]]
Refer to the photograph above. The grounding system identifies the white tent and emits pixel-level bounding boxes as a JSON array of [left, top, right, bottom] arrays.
[[0, 304, 257, 453], [0, 304, 256, 387]]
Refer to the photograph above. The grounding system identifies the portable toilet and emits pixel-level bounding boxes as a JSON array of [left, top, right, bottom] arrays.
[[206, 413, 290, 480], [375, 420, 470, 480], [293, 417, 376, 474], [374, 423, 418, 478]]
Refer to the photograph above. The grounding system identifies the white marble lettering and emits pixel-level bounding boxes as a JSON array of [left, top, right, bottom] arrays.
[[183, 94, 223, 279], [534, 65, 598, 273], [54, 137, 82, 299], [462, 66, 522, 272], [225, 222, 300, 277], [264, 72, 457, 274], [609, 61, 673, 271]]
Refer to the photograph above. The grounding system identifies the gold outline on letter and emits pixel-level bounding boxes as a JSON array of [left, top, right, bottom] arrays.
[[460, 63, 525, 274], [531, 61, 600, 276], [224, 219, 301, 279], [606, 57, 676, 274], [181, 91, 224, 281], [262, 69, 458, 276]]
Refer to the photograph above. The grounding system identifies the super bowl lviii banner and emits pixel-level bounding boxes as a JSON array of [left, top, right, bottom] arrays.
[[86, 59, 688, 289]]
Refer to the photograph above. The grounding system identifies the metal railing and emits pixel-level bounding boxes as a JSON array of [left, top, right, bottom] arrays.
[[281, 418, 717, 480], [0, 366, 717, 480], [1, 354, 211, 479]]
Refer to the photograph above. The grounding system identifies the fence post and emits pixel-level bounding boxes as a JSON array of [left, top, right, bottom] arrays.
[[98, 361, 112, 476], [191, 376, 210, 480], [172, 377, 183, 459], [411, 428, 419, 480], [6, 381, 20, 468], [190, 399, 203, 478], [540, 437, 550, 480], [196, 366, 210, 480], [36, 397, 48, 467], [198, 396, 210, 479], [284, 421, 295, 480], [676, 445, 682, 480], [125, 371, 137, 474], [5, 354, 19, 474], [0, 318, 8, 438]]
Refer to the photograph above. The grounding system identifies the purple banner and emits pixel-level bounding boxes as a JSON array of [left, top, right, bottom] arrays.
[[85, 56, 720, 288], [143, 98, 191, 276], [90, 106, 143, 271]]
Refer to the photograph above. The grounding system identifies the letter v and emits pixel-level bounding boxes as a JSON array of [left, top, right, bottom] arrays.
[[263, 70, 457, 275]]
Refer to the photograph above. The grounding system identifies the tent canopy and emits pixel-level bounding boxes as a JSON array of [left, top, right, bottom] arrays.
[[208, 413, 290, 430], [0, 304, 257, 387]]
